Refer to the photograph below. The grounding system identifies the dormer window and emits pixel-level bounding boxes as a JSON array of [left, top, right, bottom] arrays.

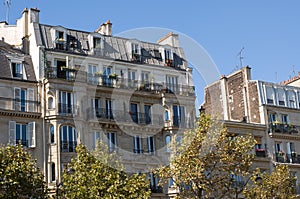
[[55, 30, 66, 50], [164, 49, 173, 66], [11, 62, 23, 78], [93, 37, 102, 49], [131, 43, 141, 62]]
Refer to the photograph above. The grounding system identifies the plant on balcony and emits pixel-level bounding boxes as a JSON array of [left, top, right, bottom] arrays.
[[291, 151, 297, 157], [94, 72, 102, 76], [278, 150, 285, 157], [109, 73, 118, 79]]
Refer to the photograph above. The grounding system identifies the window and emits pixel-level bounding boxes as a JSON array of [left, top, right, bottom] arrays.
[[55, 31, 65, 50], [141, 72, 149, 83], [165, 110, 169, 121], [103, 66, 112, 86], [275, 142, 283, 153], [59, 91, 74, 114], [107, 132, 117, 152], [277, 89, 286, 106], [164, 49, 173, 66], [105, 99, 113, 119], [128, 70, 137, 88], [8, 121, 35, 147], [269, 113, 277, 123], [288, 91, 296, 108], [254, 137, 263, 149], [282, 114, 289, 124], [133, 135, 143, 154], [149, 173, 160, 192], [131, 43, 140, 61], [144, 105, 151, 125], [130, 103, 139, 123], [88, 65, 100, 84], [166, 76, 178, 93], [92, 131, 102, 149], [48, 97, 54, 109], [50, 125, 55, 144], [147, 136, 155, 154], [266, 87, 275, 104], [165, 135, 171, 152], [93, 37, 102, 49], [51, 163, 55, 182], [173, 105, 185, 127], [92, 98, 101, 118], [60, 126, 77, 152], [11, 62, 23, 78]]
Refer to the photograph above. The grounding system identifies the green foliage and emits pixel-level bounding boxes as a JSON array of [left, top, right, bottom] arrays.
[[243, 165, 296, 199], [0, 144, 47, 198], [156, 114, 256, 199], [60, 142, 151, 199]]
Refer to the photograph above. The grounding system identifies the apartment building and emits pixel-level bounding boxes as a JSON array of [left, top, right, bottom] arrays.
[[0, 40, 44, 170], [202, 66, 300, 194], [0, 8, 196, 198]]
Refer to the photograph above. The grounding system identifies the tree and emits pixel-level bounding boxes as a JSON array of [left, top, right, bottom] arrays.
[[0, 144, 47, 198], [60, 142, 151, 199], [243, 164, 296, 199], [156, 114, 256, 199]]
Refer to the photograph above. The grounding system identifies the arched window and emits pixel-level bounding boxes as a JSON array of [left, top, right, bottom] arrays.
[[60, 126, 77, 152], [51, 162, 55, 182], [50, 125, 55, 144], [165, 135, 171, 152], [48, 97, 54, 109], [165, 110, 169, 121]]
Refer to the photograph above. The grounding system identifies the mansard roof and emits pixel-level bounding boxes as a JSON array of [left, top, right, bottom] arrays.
[[0, 40, 36, 81], [34, 23, 188, 70]]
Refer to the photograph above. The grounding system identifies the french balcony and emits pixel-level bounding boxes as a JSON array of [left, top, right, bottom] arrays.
[[61, 141, 77, 153], [255, 149, 267, 157], [87, 108, 163, 126], [151, 186, 163, 193], [46, 67, 78, 81], [86, 75, 195, 96], [58, 103, 79, 115], [275, 152, 300, 164], [0, 97, 40, 116], [173, 116, 187, 128], [269, 123, 299, 134], [16, 139, 28, 147]]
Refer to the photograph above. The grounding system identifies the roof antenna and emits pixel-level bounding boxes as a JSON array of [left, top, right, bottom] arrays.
[[4, 0, 11, 23], [237, 47, 245, 68]]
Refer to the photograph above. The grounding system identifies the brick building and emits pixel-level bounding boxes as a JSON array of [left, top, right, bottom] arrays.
[[202, 66, 300, 194]]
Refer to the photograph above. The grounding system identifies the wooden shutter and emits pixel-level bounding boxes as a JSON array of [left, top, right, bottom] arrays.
[[27, 88, 34, 112], [14, 88, 21, 111], [27, 122, 36, 147], [8, 121, 16, 145]]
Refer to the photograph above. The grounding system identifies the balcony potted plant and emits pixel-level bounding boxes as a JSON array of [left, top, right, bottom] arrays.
[[109, 73, 118, 79], [291, 151, 297, 157], [94, 72, 102, 77]]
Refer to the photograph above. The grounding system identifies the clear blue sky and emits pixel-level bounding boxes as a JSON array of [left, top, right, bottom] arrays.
[[1, 0, 300, 107]]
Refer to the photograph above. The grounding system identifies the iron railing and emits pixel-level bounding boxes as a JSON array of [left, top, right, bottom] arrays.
[[269, 123, 299, 134], [0, 97, 40, 113], [61, 141, 77, 153]]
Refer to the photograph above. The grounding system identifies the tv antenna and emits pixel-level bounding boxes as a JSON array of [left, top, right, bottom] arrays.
[[237, 47, 245, 68], [4, 0, 11, 23]]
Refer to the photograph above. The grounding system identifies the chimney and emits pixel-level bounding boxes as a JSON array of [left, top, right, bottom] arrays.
[[96, 20, 112, 36], [29, 8, 40, 23], [157, 32, 179, 47], [22, 36, 30, 55]]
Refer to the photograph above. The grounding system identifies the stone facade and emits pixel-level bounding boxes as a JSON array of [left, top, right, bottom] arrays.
[[0, 8, 196, 198]]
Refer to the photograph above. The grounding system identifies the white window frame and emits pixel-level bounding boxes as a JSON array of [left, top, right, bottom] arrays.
[[60, 126, 77, 152], [8, 121, 35, 148], [92, 131, 103, 149], [107, 132, 117, 152], [133, 135, 143, 154], [265, 86, 275, 105], [147, 136, 155, 154]]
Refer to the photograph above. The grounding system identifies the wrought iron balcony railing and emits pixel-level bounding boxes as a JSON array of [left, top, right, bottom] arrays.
[[269, 123, 299, 134], [0, 97, 40, 113]]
